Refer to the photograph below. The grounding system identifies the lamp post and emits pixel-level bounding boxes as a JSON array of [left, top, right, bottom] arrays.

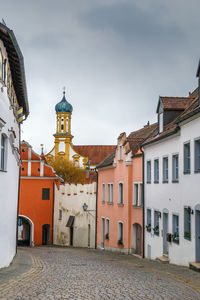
[[82, 202, 95, 212]]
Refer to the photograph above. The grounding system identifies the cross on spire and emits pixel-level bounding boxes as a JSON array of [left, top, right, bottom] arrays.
[[63, 86, 66, 97]]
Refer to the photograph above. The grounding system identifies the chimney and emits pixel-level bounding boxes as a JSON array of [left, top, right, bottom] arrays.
[[196, 59, 200, 106]]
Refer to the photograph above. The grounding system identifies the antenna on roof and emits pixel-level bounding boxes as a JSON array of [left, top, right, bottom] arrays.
[[2, 19, 6, 26]]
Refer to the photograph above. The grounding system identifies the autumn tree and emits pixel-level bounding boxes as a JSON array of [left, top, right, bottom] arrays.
[[51, 157, 85, 184]]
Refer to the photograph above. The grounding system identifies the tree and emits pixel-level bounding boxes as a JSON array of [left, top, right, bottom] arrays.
[[51, 157, 85, 184]]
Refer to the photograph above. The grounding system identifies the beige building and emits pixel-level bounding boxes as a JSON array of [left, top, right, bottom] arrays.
[[54, 182, 96, 248]]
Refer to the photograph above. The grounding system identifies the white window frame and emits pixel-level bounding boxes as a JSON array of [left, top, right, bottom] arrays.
[[162, 156, 168, 183], [154, 159, 159, 183], [1, 133, 8, 171], [118, 182, 124, 204], [102, 183, 105, 202], [107, 183, 113, 203], [184, 142, 190, 173], [194, 138, 200, 172], [172, 154, 179, 182], [119, 145, 123, 160], [133, 182, 143, 206], [147, 160, 151, 183]]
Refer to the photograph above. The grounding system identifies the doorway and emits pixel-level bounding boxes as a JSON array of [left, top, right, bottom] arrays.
[[17, 215, 34, 246], [101, 218, 105, 248], [196, 209, 200, 262], [69, 227, 73, 246], [88, 224, 91, 248], [42, 224, 50, 245], [132, 223, 142, 255], [163, 213, 169, 255]]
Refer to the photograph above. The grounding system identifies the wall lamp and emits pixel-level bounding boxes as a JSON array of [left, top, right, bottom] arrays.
[[82, 202, 95, 212]]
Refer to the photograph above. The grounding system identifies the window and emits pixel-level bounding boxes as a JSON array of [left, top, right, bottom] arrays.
[[158, 113, 163, 133], [154, 159, 159, 183], [58, 209, 62, 220], [118, 183, 123, 204], [163, 157, 168, 182], [184, 143, 190, 173], [102, 184, 105, 202], [172, 215, 179, 244], [42, 188, 50, 200], [133, 183, 143, 206], [1, 134, 7, 171], [119, 145, 122, 160], [107, 183, 113, 203], [147, 161, 151, 183], [195, 139, 200, 172], [172, 154, 179, 182], [105, 219, 109, 239], [153, 211, 160, 235], [184, 207, 191, 240], [118, 222, 123, 245], [0, 50, 3, 80], [146, 209, 151, 232]]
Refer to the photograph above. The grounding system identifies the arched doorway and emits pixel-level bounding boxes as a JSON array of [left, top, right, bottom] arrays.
[[42, 224, 50, 245], [132, 223, 142, 255], [18, 215, 34, 246]]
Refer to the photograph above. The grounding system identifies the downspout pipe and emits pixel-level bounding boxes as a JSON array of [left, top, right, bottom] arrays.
[[16, 124, 21, 254], [140, 146, 145, 258], [95, 168, 98, 249]]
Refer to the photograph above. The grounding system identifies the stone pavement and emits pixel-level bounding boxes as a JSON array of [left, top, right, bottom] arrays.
[[0, 246, 200, 300]]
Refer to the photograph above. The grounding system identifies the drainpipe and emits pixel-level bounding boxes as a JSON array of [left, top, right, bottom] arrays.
[[140, 146, 145, 258], [52, 181, 55, 245], [95, 168, 98, 249], [16, 124, 21, 254]]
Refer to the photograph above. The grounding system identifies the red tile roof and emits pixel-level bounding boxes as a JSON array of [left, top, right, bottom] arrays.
[[73, 145, 116, 165], [159, 97, 194, 111]]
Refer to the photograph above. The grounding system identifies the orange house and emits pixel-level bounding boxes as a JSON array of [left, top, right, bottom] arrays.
[[18, 141, 62, 246], [97, 123, 157, 256]]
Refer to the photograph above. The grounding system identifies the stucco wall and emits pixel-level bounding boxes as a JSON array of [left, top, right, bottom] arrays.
[[0, 41, 20, 268], [54, 182, 96, 248], [144, 115, 200, 266]]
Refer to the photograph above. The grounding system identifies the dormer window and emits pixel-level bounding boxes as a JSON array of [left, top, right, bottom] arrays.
[[158, 113, 163, 133], [119, 145, 122, 160]]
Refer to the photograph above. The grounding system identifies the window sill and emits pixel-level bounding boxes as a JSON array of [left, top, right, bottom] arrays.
[[172, 239, 179, 244], [154, 232, 159, 236], [117, 203, 124, 207], [162, 180, 168, 184], [0, 169, 7, 173], [146, 181, 151, 184], [194, 170, 200, 173], [107, 202, 114, 205], [132, 205, 143, 208], [184, 171, 190, 175], [184, 236, 191, 241], [118, 159, 123, 162], [154, 181, 159, 184], [172, 180, 179, 183]]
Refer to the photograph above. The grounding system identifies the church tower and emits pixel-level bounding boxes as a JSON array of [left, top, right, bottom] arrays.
[[54, 89, 73, 161]]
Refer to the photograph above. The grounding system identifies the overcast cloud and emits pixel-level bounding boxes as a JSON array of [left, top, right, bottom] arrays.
[[1, 0, 200, 153]]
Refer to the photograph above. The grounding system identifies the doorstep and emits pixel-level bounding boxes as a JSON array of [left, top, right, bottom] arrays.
[[189, 262, 200, 273], [156, 255, 169, 263]]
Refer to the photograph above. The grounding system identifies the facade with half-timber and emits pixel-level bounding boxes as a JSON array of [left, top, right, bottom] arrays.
[[0, 22, 29, 268]]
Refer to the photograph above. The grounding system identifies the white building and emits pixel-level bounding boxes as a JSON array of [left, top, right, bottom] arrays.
[[54, 182, 96, 248], [143, 73, 200, 267], [0, 23, 29, 268]]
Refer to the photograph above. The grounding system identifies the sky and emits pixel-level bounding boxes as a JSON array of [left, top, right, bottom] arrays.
[[1, 0, 200, 153]]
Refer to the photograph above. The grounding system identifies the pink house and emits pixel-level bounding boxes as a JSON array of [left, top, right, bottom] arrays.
[[96, 123, 157, 256]]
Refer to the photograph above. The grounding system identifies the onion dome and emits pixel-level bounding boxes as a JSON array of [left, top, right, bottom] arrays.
[[55, 91, 73, 113]]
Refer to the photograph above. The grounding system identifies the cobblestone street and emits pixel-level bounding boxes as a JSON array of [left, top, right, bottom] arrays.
[[0, 246, 200, 300]]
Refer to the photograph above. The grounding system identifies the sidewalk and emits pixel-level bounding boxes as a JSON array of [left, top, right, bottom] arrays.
[[0, 248, 32, 285]]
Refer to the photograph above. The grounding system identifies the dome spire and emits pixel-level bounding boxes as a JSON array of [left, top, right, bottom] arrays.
[[55, 87, 73, 113], [63, 86, 66, 98]]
